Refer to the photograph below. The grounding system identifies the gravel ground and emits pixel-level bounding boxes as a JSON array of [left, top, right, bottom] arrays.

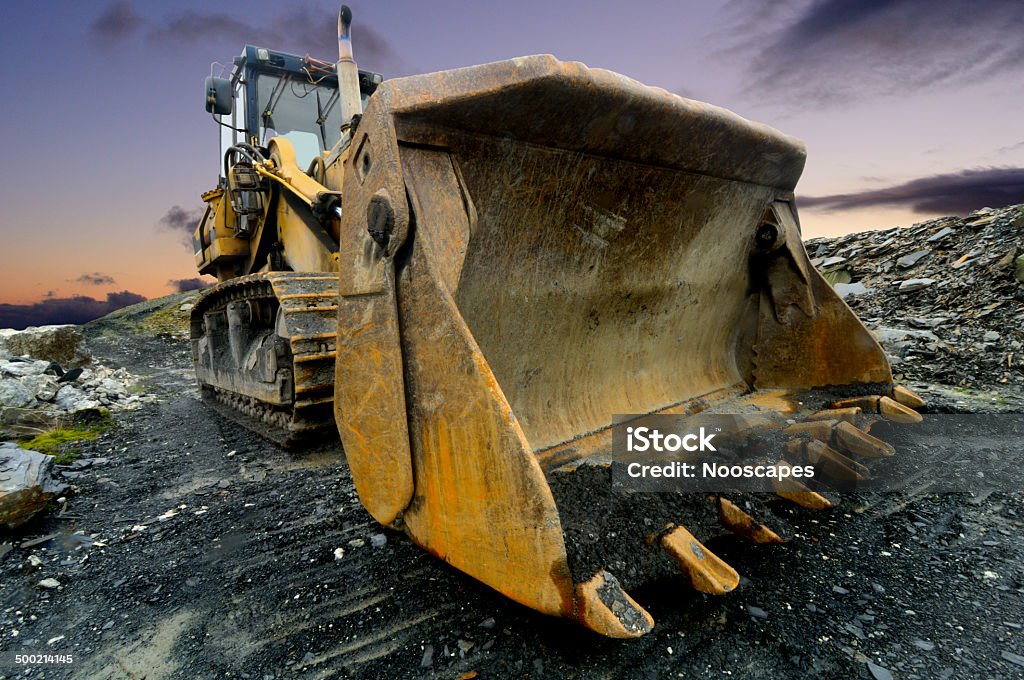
[[1, 265, 1023, 678]]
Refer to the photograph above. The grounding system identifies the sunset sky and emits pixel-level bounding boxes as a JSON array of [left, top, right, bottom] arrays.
[[1, 0, 1022, 327]]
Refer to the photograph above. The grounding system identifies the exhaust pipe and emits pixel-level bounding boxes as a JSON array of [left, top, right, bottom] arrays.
[[336, 5, 364, 135]]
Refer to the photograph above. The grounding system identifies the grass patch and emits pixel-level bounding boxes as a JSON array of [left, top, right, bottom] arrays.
[[21, 409, 113, 463], [24, 429, 98, 462], [138, 299, 193, 337], [820, 267, 852, 285], [126, 379, 156, 395]]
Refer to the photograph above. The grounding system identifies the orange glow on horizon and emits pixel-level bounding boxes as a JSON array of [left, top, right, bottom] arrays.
[[0, 206, 944, 308]]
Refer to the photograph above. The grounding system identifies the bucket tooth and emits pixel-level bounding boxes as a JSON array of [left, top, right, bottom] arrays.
[[783, 420, 835, 441], [784, 418, 891, 460], [660, 524, 740, 595], [574, 571, 654, 638], [774, 462, 836, 509], [717, 497, 787, 544], [892, 385, 926, 409], [878, 396, 923, 424], [799, 439, 869, 482], [833, 421, 894, 458], [830, 396, 880, 411], [830, 395, 922, 424], [775, 489, 835, 510], [807, 406, 862, 423]]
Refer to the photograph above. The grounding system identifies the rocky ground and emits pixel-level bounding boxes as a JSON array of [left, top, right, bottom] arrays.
[[0, 300, 195, 440], [0, 210, 1022, 679]]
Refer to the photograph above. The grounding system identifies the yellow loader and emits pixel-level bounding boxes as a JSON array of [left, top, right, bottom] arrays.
[[191, 6, 923, 637]]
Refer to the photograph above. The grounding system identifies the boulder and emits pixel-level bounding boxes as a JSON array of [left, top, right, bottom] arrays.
[[0, 359, 50, 378], [0, 326, 90, 368], [20, 374, 59, 401], [0, 442, 67, 528], [0, 380, 35, 408], [54, 385, 101, 412]]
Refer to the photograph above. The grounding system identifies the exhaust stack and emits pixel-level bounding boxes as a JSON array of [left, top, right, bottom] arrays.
[[336, 5, 364, 133]]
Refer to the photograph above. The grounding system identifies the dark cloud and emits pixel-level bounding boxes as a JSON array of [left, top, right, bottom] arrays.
[[88, 2, 401, 71], [159, 205, 203, 232], [168, 278, 214, 293], [799, 167, 1024, 215], [91, 1, 143, 42], [0, 292, 147, 331], [997, 141, 1024, 155], [730, 0, 1024, 106], [158, 205, 204, 247], [75, 273, 117, 286]]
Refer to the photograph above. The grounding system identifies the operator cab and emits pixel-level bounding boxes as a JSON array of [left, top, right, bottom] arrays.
[[205, 45, 383, 173]]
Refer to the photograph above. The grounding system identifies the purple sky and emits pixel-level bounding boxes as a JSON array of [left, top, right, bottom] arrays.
[[1, 0, 1022, 327]]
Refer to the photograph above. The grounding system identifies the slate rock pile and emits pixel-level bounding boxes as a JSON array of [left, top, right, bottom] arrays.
[[805, 204, 1024, 388]]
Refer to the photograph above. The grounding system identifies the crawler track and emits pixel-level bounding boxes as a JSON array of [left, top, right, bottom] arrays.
[[190, 272, 339, 447]]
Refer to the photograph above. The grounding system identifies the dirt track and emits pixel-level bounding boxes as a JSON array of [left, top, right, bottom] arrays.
[[1, 330, 1023, 679]]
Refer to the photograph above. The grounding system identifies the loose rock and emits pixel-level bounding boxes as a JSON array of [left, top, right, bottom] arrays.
[[834, 282, 869, 299], [1002, 651, 1024, 667], [745, 605, 768, 620], [0, 380, 35, 408], [866, 661, 893, 680], [21, 374, 59, 401], [898, 249, 931, 267], [0, 443, 68, 528], [898, 278, 936, 292]]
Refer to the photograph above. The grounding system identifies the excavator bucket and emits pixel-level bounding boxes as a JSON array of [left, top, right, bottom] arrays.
[[331, 56, 893, 637]]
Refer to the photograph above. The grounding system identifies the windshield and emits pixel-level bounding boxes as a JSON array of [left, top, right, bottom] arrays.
[[257, 73, 341, 169]]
